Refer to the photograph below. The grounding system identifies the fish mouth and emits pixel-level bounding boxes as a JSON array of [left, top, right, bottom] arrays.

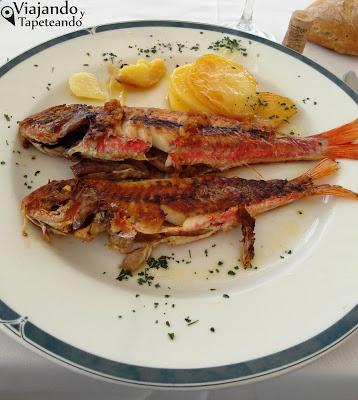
[[30, 121, 91, 157]]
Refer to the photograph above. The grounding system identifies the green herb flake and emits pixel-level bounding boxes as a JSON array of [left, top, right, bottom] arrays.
[[208, 36, 248, 56], [3, 114, 11, 122], [168, 332, 175, 340], [116, 268, 132, 281], [228, 270, 236, 276], [165, 321, 170, 327], [210, 327, 215, 332], [187, 319, 199, 326], [223, 294, 230, 299], [0, 161, 5, 165]]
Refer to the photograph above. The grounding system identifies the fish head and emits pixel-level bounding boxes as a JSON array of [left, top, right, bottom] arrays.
[[21, 179, 80, 234], [19, 104, 97, 157]]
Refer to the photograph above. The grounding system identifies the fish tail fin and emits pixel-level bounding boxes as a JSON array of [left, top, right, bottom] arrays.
[[313, 119, 358, 159], [291, 159, 339, 184], [311, 184, 358, 200], [315, 119, 358, 145], [325, 144, 358, 160]]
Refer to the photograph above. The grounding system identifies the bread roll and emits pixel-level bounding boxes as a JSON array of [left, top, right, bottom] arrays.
[[305, 0, 358, 55]]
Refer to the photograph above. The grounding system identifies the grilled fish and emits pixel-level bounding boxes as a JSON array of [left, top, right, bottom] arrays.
[[21, 159, 357, 271], [19, 100, 358, 175]]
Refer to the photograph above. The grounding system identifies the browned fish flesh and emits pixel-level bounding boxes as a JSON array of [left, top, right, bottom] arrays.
[[21, 159, 357, 271], [19, 100, 358, 174]]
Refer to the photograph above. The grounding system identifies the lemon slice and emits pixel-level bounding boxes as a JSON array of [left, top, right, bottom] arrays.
[[69, 72, 105, 100]]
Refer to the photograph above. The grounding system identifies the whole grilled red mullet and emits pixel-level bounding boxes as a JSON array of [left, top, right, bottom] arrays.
[[19, 100, 358, 175], [21, 159, 357, 271]]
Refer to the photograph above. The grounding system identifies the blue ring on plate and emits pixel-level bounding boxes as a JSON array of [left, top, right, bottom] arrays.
[[0, 20, 357, 387]]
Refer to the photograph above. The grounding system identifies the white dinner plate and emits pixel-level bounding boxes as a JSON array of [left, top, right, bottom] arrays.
[[0, 21, 357, 388]]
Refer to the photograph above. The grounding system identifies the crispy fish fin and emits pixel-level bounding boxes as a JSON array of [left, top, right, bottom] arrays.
[[121, 244, 154, 272], [314, 119, 358, 159], [311, 184, 358, 199], [315, 119, 358, 145], [238, 208, 256, 267], [291, 159, 339, 184], [291, 159, 358, 199]]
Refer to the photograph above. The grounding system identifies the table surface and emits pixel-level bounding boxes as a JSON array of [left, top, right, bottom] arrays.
[[0, 0, 357, 399]]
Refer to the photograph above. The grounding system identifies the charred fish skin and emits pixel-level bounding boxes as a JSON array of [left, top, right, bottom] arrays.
[[21, 159, 358, 271], [19, 100, 358, 172]]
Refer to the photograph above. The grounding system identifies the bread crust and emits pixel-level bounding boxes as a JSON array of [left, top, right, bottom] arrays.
[[306, 0, 358, 55]]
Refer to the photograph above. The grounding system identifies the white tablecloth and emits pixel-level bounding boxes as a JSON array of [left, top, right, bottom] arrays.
[[0, 0, 357, 398]]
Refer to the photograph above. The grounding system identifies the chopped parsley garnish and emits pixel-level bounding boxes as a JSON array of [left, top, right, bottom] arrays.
[[102, 52, 118, 63], [147, 256, 170, 269], [165, 321, 170, 327], [34, 170, 40, 176], [228, 270, 236, 276], [210, 327, 215, 332], [135, 294, 140, 298], [223, 294, 230, 299], [187, 319, 199, 326], [0, 161, 5, 165], [116, 268, 132, 281], [3, 114, 11, 122], [298, 210, 303, 215], [208, 36, 247, 55], [168, 332, 175, 340]]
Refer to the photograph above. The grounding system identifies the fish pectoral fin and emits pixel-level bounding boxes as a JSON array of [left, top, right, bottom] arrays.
[[238, 208, 256, 267], [121, 244, 154, 272]]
